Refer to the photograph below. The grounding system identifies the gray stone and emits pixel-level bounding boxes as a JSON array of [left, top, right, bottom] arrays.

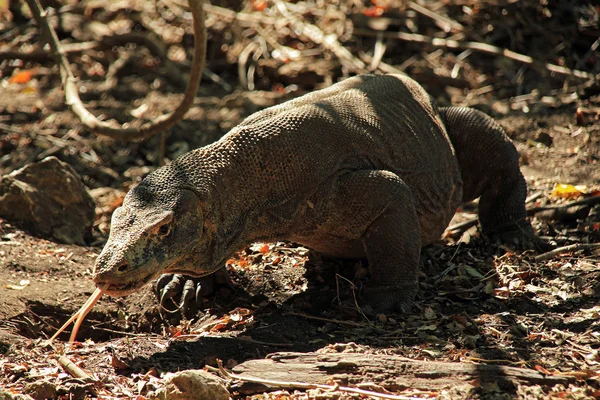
[[0, 157, 95, 245]]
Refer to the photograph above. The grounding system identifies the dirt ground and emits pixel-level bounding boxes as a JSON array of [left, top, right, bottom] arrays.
[[1, 1, 600, 399]]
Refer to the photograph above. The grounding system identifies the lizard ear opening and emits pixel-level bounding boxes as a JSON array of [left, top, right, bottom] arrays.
[[145, 211, 175, 237]]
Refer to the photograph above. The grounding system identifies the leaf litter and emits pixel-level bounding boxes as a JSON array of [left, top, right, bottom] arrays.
[[1, 0, 600, 398]]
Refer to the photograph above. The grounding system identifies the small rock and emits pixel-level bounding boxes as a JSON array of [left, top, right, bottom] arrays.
[[535, 131, 553, 147], [0, 390, 33, 400], [150, 370, 229, 400], [0, 157, 95, 245], [23, 380, 57, 400]]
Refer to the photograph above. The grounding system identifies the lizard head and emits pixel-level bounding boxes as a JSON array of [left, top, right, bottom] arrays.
[[92, 181, 216, 297]]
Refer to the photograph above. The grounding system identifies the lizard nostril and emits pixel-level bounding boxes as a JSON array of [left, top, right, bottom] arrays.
[[117, 262, 129, 273]]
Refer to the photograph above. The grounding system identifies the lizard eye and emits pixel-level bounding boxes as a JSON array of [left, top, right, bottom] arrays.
[[158, 223, 171, 237]]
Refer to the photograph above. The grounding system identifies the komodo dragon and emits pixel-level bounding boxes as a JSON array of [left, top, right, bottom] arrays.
[[93, 74, 540, 312]]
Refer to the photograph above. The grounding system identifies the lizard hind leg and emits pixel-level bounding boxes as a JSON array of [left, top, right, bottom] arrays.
[[327, 170, 422, 313]]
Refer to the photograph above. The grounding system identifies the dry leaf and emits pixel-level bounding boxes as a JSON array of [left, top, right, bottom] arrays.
[[9, 69, 35, 84], [551, 183, 586, 199]]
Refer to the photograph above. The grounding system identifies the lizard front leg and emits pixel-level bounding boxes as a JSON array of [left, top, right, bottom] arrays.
[[317, 170, 422, 312], [155, 268, 235, 317]]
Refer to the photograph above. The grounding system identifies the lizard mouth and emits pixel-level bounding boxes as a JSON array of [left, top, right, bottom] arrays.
[[164, 267, 216, 278], [98, 271, 159, 297]]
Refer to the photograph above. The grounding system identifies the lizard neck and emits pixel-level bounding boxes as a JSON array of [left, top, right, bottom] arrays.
[[173, 141, 275, 265]]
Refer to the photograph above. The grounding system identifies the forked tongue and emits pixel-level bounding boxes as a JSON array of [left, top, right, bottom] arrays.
[[50, 284, 108, 343]]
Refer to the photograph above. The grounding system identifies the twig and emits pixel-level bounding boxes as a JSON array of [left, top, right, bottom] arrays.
[[202, 68, 232, 91], [525, 192, 544, 204], [334, 273, 371, 323], [57, 355, 95, 382], [527, 196, 600, 215], [0, 41, 100, 61], [254, 24, 298, 63], [102, 50, 129, 90], [576, 37, 599, 70], [286, 311, 382, 329], [444, 218, 478, 238], [216, 359, 426, 400], [101, 31, 188, 88], [273, 0, 366, 73], [407, 1, 464, 33], [24, 0, 207, 141], [359, 52, 404, 75], [2, 31, 230, 91], [172, 334, 294, 347], [368, 32, 387, 71], [226, 336, 295, 348], [238, 40, 262, 90], [90, 326, 155, 337], [353, 29, 598, 81], [446, 193, 597, 237], [204, 3, 278, 25], [0, 123, 26, 134], [103, 31, 231, 90], [535, 243, 600, 262]]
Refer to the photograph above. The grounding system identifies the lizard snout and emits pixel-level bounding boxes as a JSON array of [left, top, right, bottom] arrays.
[[115, 261, 130, 273], [93, 243, 162, 296], [93, 243, 130, 280], [93, 258, 151, 296], [93, 259, 130, 280]]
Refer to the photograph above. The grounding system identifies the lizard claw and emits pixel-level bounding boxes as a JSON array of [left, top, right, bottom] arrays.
[[154, 268, 236, 318], [180, 278, 197, 316], [157, 273, 185, 310]]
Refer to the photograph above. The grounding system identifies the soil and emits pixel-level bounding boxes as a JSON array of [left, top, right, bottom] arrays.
[[1, 1, 600, 399]]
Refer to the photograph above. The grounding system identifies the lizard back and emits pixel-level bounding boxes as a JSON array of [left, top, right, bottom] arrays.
[[174, 74, 463, 246]]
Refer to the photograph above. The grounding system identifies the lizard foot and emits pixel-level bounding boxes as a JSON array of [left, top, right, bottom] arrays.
[[489, 222, 553, 252], [359, 282, 418, 314], [155, 268, 236, 318]]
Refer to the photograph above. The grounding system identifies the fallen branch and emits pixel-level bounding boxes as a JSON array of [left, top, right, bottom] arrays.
[[217, 359, 424, 400], [534, 243, 600, 262], [24, 0, 207, 141], [353, 29, 598, 81], [527, 195, 600, 223], [228, 351, 574, 396], [527, 195, 600, 215]]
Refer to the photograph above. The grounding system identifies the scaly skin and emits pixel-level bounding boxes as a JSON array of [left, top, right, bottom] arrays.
[[93, 74, 537, 312]]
